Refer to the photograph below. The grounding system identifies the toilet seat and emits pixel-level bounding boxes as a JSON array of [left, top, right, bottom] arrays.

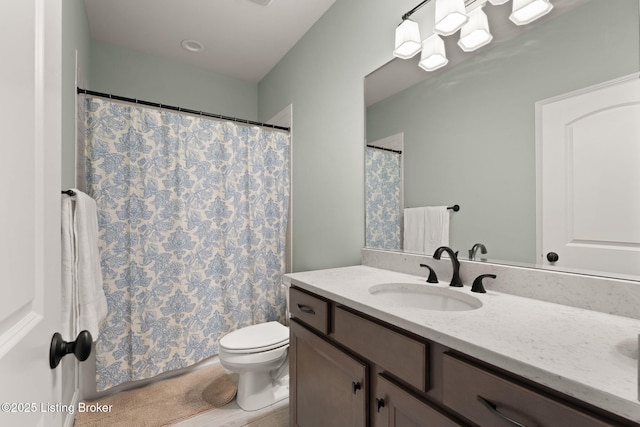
[[219, 321, 289, 354]]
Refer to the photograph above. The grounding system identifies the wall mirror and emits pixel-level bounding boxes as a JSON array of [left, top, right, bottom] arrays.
[[364, 0, 640, 281]]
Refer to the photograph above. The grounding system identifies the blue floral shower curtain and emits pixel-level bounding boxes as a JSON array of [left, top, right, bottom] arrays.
[[83, 96, 290, 391], [365, 147, 401, 250]]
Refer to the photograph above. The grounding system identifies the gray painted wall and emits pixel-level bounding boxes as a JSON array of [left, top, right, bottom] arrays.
[[62, 0, 91, 189], [258, 0, 418, 272], [90, 41, 258, 121], [366, 0, 639, 263]]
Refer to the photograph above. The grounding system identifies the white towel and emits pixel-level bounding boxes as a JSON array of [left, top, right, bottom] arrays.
[[61, 189, 108, 339], [424, 206, 450, 254], [403, 206, 450, 254], [403, 207, 426, 253], [61, 196, 76, 338]]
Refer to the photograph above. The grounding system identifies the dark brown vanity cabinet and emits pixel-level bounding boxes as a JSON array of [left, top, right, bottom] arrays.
[[289, 286, 634, 427], [289, 287, 460, 427], [290, 321, 367, 427]]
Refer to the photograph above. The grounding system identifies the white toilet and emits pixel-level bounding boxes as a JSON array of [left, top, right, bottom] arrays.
[[218, 320, 290, 411]]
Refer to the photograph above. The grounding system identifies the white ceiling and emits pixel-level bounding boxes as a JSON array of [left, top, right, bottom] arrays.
[[83, 0, 336, 83]]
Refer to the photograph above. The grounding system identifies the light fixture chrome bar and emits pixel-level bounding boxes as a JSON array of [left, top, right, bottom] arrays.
[[401, 0, 433, 22], [401, 0, 481, 23]]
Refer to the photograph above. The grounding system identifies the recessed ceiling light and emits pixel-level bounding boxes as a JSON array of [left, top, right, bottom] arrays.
[[249, 0, 272, 5], [181, 39, 204, 52]]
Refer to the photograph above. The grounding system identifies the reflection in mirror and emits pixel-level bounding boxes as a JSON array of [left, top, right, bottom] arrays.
[[364, 0, 640, 281], [365, 134, 403, 250]]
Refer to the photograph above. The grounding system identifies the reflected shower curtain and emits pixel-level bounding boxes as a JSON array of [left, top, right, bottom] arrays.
[[83, 96, 289, 391], [365, 147, 401, 250]]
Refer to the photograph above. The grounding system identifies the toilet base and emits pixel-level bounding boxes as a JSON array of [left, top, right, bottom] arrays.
[[236, 361, 289, 411]]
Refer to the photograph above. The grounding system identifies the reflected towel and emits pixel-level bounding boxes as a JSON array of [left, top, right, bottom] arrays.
[[403, 207, 426, 253], [403, 206, 450, 254], [61, 189, 108, 339], [424, 206, 449, 254]]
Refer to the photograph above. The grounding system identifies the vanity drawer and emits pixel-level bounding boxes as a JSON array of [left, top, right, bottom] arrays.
[[289, 287, 330, 335], [333, 306, 428, 391], [442, 354, 616, 427]]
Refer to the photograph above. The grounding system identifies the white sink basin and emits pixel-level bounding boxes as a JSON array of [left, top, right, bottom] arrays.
[[368, 283, 482, 311]]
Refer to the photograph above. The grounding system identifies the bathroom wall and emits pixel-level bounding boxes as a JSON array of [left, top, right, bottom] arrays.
[[366, 0, 640, 264], [258, 0, 640, 272], [257, 0, 417, 272], [61, 0, 91, 189], [90, 41, 259, 121]]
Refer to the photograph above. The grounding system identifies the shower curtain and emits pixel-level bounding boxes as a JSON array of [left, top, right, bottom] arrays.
[[82, 96, 290, 391], [365, 147, 401, 250]]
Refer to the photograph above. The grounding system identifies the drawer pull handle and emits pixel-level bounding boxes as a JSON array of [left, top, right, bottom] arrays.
[[352, 381, 362, 394], [297, 304, 316, 315], [477, 396, 528, 427], [375, 398, 385, 412]]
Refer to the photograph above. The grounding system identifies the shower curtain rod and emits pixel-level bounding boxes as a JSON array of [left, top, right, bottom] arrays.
[[77, 88, 290, 132], [366, 144, 402, 154]]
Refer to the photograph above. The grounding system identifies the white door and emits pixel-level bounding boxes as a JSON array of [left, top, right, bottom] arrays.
[[0, 0, 63, 426], [536, 74, 640, 277]]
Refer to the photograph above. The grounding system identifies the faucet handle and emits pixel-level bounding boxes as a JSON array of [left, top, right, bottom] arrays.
[[419, 264, 439, 283], [471, 274, 496, 293]]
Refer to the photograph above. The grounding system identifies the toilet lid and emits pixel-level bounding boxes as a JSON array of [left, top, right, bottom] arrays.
[[219, 321, 289, 353]]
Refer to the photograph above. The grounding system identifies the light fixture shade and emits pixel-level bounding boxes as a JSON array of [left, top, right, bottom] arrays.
[[509, 0, 553, 25], [394, 19, 422, 59], [458, 7, 493, 52], [434, 0, 468, 36], [488, 0, 510, 5], [419, 34, 448, 72]]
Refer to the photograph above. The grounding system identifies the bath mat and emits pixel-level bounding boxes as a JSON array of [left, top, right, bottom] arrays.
[[74, 364, 237, 427]]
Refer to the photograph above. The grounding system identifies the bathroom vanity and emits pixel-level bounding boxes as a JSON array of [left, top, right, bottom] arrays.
[[285, 265, 640, 426]]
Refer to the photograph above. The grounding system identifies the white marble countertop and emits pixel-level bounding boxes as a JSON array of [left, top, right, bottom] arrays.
[[284, 265, 640, 423]]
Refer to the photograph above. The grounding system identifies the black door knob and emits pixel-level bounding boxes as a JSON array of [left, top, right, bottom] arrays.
[[49, 330, 93, 369], [546, 252, 559, 263]]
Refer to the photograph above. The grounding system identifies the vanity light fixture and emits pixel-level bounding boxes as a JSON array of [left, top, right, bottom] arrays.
[[396, 0, 554, 72], [434, 0, 469, 36], [419, 34, 448, 72], [458, 6, 493, 52], [394, 19, 422, 59], [509, 0, 553, 25]]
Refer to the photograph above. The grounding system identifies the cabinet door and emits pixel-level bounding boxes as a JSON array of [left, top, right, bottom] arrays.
[[290, 320, 368, 427], [375, 375, 462, 427]]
